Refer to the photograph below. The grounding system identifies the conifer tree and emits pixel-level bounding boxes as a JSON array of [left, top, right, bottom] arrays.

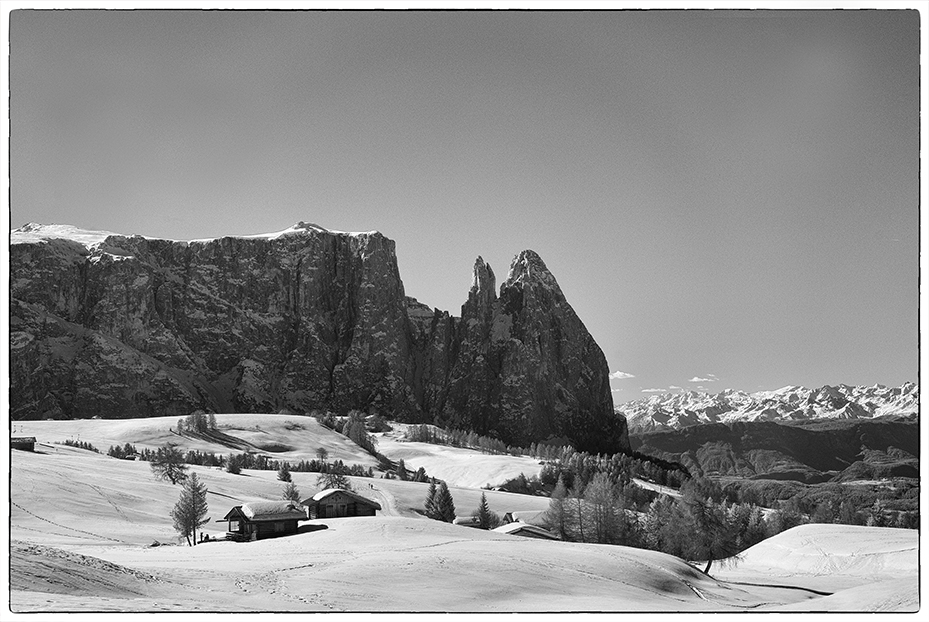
[[170, 472, 209, 546], [474, 492, 499, 529], [424, 480, 439, 519], [435, 482, 456, 522], [278, 465, 292, 482], [282, 481, 301, 502]]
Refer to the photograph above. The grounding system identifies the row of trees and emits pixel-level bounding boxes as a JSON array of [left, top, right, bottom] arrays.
[[541, 474, 769, 573], [107, 443, 139, 459], [59, 439, 100, 453], [405, 424, 690, 494], [176, 411, 217, 436], [393, 459, 429, 482]]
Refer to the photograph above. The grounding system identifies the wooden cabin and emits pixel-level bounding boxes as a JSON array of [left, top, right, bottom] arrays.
[[220, 501, 308, 542], [302, 488, 381, 519], [11, 437, 36, 452]]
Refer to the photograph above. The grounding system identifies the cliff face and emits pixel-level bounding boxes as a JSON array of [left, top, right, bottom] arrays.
[[9, 223, 629, 454]]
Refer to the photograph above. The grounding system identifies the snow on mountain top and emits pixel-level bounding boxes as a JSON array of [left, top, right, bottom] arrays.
[[11, 221, 382, 248], [619, 382, 918, 432], [11, 223, 124, 247], [187, 221, 381, 243]]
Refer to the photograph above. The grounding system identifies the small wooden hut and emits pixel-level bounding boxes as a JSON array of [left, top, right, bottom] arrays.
[[11, 437, 36, 452], [302, 488, 381, 519], [220, 501, 308, 541]]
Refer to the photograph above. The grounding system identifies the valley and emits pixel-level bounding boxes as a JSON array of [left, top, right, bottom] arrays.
[[7, 414, 919, 613]]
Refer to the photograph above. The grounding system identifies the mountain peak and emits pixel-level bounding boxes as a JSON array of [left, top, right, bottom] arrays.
[[468, 256, 497, 307], [618, 382, 918, 434], [504, 250, 559, 290]]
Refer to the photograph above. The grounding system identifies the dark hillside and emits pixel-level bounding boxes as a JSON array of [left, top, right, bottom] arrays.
[[630, 416, 918, 483]]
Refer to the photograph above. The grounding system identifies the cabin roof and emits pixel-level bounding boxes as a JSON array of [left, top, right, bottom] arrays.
[[302, 488, 382, 510], [222, 501, 307, 522], [492, 522, 560, 540]]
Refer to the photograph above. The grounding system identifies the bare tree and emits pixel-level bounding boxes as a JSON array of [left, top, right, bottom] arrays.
[[150, 443, 189, 485]]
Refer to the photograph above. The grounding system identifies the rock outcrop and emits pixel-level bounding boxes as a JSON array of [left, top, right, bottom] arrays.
[[10, 223, 629, 454]]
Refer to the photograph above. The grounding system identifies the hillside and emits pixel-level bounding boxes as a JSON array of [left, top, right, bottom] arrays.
[[9, 439, 918, 612], [11, 414, 545, 490], [629, 415, 919, 483], [714, 524, 918, 611]]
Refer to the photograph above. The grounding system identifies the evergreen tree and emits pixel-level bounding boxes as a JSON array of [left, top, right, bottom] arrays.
[[207, 412, 217, 431], [397, 459, 409, 481], [282, 481, 302, 502], [473, 492, 499, 529], [226, 455, 242, 475], [150, 443, 189, 485], [424, 480, 440, 519], [278, 465, 292, 482], [867, 499, 887, 527], [435, 482, 456, 522], [170, 472, 209, 546]]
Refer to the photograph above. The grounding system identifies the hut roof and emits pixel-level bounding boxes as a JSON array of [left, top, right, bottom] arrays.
[[492, 522, 560, 540], [236, 501, 307, 522], [302, 488, 382, 510]]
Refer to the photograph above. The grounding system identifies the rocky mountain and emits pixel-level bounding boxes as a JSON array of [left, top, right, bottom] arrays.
[[630, 415, 919, 483], [9, 222, 628, 455], [618, 383, 918, 434]]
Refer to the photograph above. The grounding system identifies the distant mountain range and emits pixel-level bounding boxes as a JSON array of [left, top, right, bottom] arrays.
[[617, 383, 918, 434]]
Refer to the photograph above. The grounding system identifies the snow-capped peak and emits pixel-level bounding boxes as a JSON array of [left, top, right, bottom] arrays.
[[618, 382, 918, 433], [12, 221, 381, 248], [11, 223, 124, 248]]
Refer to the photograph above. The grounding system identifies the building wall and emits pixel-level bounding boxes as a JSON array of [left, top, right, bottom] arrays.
[[310, 492, 378, 519]]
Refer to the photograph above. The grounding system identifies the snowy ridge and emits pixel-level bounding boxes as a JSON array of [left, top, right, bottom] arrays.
[[11, 223, 124, 247], [618, 382, 918, 433], [10, 221, 380, 248]]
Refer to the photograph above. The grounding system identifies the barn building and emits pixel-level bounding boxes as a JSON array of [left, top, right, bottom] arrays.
[[302, 488, 381, 519], [11, 437, 36, 452], [220, 501, 308, 541]]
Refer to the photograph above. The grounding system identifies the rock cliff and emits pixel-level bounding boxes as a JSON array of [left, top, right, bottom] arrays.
[[10, 223, 629, 454]]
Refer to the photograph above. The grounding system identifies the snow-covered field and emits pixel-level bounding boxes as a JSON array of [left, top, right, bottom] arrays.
[[375, 424, 544, 489], [5, 415, 920, 614]]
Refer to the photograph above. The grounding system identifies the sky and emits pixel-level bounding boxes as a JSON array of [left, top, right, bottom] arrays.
[[5, 5, 923, 402]]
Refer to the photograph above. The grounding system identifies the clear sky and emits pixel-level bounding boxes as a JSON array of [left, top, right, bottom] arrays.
[[7, 6, 922, 401]]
